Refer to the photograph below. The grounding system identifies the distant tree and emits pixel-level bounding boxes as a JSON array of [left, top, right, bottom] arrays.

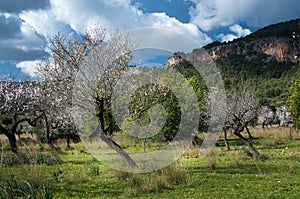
[[276, 106, 293, 127], [223, 89, 260, 157], [35, 78, 76, 150], [288, 71, 300, 129], [257, 106, 275, 129]]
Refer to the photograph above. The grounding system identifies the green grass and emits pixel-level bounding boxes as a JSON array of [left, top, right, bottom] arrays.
[[1, 127, 300, 198]]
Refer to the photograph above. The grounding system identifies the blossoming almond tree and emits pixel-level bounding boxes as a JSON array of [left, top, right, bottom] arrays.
[[0, 80, 42, 153], [38, 26, 138, 168], [223, 88, 260, 157]]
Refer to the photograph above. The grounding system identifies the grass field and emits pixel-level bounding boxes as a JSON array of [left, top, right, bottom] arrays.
[[1, 127, 300, 198]]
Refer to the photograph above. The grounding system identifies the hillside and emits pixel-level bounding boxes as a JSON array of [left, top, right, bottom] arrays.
[[167, 19, 300, 107]]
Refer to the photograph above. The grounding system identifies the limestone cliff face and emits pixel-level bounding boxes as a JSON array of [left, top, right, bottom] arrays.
[[206, 37, 298, 62], [261, 39, 298, 61], [167, 55, 183, 65], [166, 19, 300, 65]]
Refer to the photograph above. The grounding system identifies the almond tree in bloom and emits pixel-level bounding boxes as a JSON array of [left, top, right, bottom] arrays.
[[38, 26, 138, 167], [37, 78, 77, 150], [257, 106, 275, 129], [0, 79, 42, 153], [223, 89, 260, 157]]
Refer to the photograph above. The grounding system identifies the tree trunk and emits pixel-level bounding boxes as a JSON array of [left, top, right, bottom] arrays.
[[234, 131, 260, 157], [46, 131, 55, 150], [6, 133, 18, 154], [224, 130, 230, 151], [66, 136, 71, 149], [262, 122, 265, 130], [0, 125, 18, 154], [95, 98, 137, 168], [96, 125, 137, 168], [44, 114, 55, 150], [245, 126, 254, 139]]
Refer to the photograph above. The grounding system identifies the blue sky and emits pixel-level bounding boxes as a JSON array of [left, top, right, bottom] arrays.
[[0, 0, 299, 79], [132, 0, 194, 23]]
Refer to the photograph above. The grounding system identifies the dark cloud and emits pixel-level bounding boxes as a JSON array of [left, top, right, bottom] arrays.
[[0, 14, 21, 39], [0, 43, 46, 61], [0, 0, 50, 60], [0, 0, 50, 13], [0, 14, 47, 61]]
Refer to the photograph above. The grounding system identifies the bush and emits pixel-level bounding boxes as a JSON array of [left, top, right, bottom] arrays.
[[34, 153, 63, 165], [1, 154, 14, 167], [89, 164, 100, 176], [0, 174, 53, 199]]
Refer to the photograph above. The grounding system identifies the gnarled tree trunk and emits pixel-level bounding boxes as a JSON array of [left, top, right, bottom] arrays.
[[234, 131, 260, 157], [245, 126, 254, 139], [95, 98, 137, 168], [0, 124, 18, 154], [224, 130, 230, 151], [5, 132, 18, 154]]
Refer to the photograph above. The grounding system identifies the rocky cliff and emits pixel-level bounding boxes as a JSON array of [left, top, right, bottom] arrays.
[[167, 19, 300, 65], [206, 37, 298, 62]]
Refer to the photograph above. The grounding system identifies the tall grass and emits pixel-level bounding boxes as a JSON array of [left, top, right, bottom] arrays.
[[112, 161, 189, 197]]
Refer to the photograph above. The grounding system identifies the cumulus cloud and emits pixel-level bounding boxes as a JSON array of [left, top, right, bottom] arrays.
[[19, 10, 73, 38], [138, 12, 211, 47], [218, 24, 251, 42], [15, 60, 40, 77], [2, 0, 298, 77], [20, 0, 211, 49], [230, 24, 251, 37], [11, 0, 213, 77], [189, 0, 300, 31]]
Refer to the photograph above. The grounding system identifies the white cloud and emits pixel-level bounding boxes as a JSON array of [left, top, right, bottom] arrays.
[[139, 12, 212, 47], [189, 0, 299, 31], [218, 24, 251, 42], [19, 9, 72, 38], [218, 33, 237, 42], [229, 24, 251, 37], [7, 0, 215, 77], [15, 60, 41, 77], [19, 0, 211, 50]]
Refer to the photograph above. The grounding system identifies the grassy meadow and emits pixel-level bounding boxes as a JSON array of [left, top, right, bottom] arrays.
[[1, 127, 300, 198]]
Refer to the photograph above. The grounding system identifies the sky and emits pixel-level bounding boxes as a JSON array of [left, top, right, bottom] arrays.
[[0, 0, 299, 79]]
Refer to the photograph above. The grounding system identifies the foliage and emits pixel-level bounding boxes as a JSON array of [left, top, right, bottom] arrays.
[[0, 174, 53, 199], [202, 18, 300, 108], [1, 154, 14, 167], [216, 54, 297, 107], [288, 71, 300, 129]]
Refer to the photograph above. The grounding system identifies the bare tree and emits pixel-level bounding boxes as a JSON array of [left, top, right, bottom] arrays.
[[223, 89, 260, 157]]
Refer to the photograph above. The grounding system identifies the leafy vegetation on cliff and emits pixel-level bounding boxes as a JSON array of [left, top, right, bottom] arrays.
[[201, 19, 300, 108]]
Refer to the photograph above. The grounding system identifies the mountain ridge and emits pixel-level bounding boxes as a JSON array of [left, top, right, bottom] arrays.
[[166, 18, 300, 107], [201, 19, 300, 62]]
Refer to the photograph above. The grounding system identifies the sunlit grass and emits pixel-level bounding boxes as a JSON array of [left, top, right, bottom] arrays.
[[1, 127, 300, 198]]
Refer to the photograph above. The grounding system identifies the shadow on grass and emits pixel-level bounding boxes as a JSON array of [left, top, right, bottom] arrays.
[[217, 137, 263, 148]]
